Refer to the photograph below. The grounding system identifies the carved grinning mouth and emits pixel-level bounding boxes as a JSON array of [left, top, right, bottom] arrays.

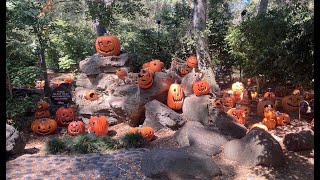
[[287, 103, 299, 107], [198, 86, 207, 92], [38, 126, 51, 134]]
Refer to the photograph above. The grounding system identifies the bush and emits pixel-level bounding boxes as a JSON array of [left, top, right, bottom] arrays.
[[45, 137, 69, 154], [71, 134, 99, 153], [120, 132, 147, 148]]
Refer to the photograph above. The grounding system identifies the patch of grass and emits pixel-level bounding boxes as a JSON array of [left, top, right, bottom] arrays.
[[45, 137, 69, 154], [95, 136, 120, 152], [120, 132, 147, 148], [71, 134, 99, 153]]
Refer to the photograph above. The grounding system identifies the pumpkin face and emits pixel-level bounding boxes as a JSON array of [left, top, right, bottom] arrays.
[[275, 86, 287, 97], [167, 83, 184, 110], [222, 95, 236, 108], [34, 110, 50, 119], [276, 112, 290, 126], [192, 80, 210, 96], [64, 77, 74, 84], [264, 92, 276, 103], [257, 98, 275, 117], [304, 92, 314, 100], [292, 89, 301, 95], [251, 123, 268, 131], [31, 118, 57, 136], [264, 106, 276, 119], [138, 69, 154, 89], [149, 59, 164, 73], [37, 101, 49, 111], [282, 95, 302, 112], [179, 65, 192, 77], [227, 108, 246, 124], [85, 90, 98, 101], [87, 115, 109, 136], [186, 55, 198, 68], [232, 82, 245, 92], [239, 105, 251, 116], [55, 106, 76, 127], [211, 99, 224, 110], [240, 97, 251, 105], [95, 35, 121, 56], [262, 118, 276, 130], [68, 121, 85, 136], [116, 68, 128, 80]]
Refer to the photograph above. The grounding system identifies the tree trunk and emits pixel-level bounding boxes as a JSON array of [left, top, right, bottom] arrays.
[[6, 64, 13, 98], [256, 0, 269, 16], [193, 0, 219, 92]]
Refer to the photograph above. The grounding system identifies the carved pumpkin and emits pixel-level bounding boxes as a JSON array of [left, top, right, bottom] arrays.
[[227, 108, 246, 125], [149, 59, 164, 73], [179, 64, 192, 77], [303, 92, 314, 100], [186, 55, 198, 68], [67, 120, 85, 136], [31, 118, 57, 136], [142, 62, 150, 69], [262, 118, 276, 130], [116, 68, 128, 80], [264, 92, 276, 103], [232, 82, 245, 92], [63, 77, 74, 84], [251, 123, 268, 131], [137, 69, 154, 89], [257, 98, 275, 117], [239, 105, 251, 116], [87, 114, 109, 136], [35, 110, 51, 119], [167, 83, 184, 110], [128, 125, 154, 141], [55, 105, 76, 127], [240, 97, 251, 105], [275, 112, 290, 126], [275, 86, 288, 97], [264, 106, 276, 119], [292, 89, 301, 95], [85, 90, 98, 101], [222, 95, 236, 108], [95, 35, 121, 57], [36, 101, 49, 111], [192, 80, 210, 96], [282, 95, 302, 112]]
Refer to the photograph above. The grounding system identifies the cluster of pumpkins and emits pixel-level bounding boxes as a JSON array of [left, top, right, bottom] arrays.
[[35, 77, 74, 89], [30, 101, 155, 141], [210, 81, 314, 131]]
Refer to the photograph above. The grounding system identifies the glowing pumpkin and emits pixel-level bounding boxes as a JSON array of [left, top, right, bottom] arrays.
[[167, 83, 184, 110]]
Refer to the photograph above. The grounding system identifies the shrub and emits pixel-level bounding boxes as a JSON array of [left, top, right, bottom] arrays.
[[45, 137, 69, 154], [120, 132, 147, 148]]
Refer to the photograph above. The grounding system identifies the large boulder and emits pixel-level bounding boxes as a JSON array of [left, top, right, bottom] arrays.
[[223, 127, 285, 166], [143, 100, 186, 131], [76, 73, 117, 90], [283, 130, 314, 151], [6, 124, 26, 157], [174, 121, 229, 156], [180, 72, 198, 96], [141, 147, 221, 180]]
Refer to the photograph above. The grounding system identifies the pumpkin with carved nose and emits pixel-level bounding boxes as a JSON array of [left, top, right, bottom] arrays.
[[192, 80, 210, 96], [137, 69, 154, 89], [31, 118, 57, 136], [222, 94, 236, 109], [67, 119, 85, 136], [55, 105, 76, 127], [167, 83, 185, 110], [95, 34, 121, 57], [227, 108, 246, 125], [179, 65, 192, 77]]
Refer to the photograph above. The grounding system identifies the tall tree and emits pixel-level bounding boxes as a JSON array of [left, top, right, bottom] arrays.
[[256, 0, 269, 15], [193, 0, 219, 91]]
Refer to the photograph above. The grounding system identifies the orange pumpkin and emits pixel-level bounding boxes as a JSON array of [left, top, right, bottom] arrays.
[[264, 92, 276, 103], [222, 95, 236, 108], [87, 115, 109, 136], [250, 123, 268, 131], [275, 112, 290, 126], [148, 59, 164, 73], [303, 92, 314, 100], [192, 80, 210, 96], [239, 105, 251, 116], [186, 55, 198, 68], [36, 101, 49, 111], [179, 64, 192, 77], [85, 90, 98, 101], [257, 98, 275, 117], [137, 69, 154, 89], [31, 118, 57, 136], [227, 108, 246, 125], [35, 109, 51, 119], [264, 106, 276, 119], [240, 96, 251, 105], [292, 89, 301, 95], [95, 35, 121, 56], [128, 125, 154, 141], [262, 118, 276, 130], [167, 83, 184, 110], [142, 62, 150, 69], [116, 68, 128, 80], [64, 77, 74, 83], [55, 105, 76, 127], [67, 120, 85, 136], [282, 94, 302, 112]]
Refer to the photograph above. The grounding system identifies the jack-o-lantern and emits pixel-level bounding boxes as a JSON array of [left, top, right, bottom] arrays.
[[275, 112, 290, 126], [36, 101, 49, 111], [167, 83, 184, 110], [149, 59, 164, 73], [262, 118, 276, 130], [68, 120, 85, 136], [192, 80, 210, 96], [138, 69, 154, 89], [142, 62, 150, 69], [257, 98, 275, 117], [116, 68, 128, 80], [232, 82, 245, 92], [85, 90, 98, 101], [55, 105, 76, 127], [222, 94, 236, 108], [186, 55, 198, 68], [64, 77, 74, 84], [179, 64, 192, 77], [210, 98, 224, 110], [250, 123, 268, 131], [31, 118, 57, 136], [282, 95, 302, 112], [292, 89, 301, 95], [227, 108, 246, 124], [239, 105, 251, 116], [264, 106, 276, 119], [95, 35, 121, 57], [240, 97, 251, 105], [35, 110, 51, 119], [128, 125, 154, 141], [87, 114, 109, 136], [264, 92, 276, 103], [275, 86, 288, 97], [303, 92, 314, 100]]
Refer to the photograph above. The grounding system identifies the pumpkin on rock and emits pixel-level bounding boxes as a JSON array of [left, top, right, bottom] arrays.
[[31, 118, 57, 136], [87, 114, 109, 136], [138, 69, 154, 89], [149, 59, 164, 73], [186, 55, 198, 68], [227, 108, 246, 125], [192, 79, 210, 96], [55, 105, 76, 127], [167, 83, 185, 110], [95, 34, 121, 57], [85, 90, 98, 101], [116, 68, 128, 80]]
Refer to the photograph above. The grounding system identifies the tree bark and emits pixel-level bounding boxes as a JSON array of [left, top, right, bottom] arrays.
[[193, 0, 219, 92], [256, 0, 269, 16], [6, 64, 13, 98]]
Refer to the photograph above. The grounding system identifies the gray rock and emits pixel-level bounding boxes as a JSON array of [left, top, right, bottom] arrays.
[[181, 72, 198, 96], [112, 84, 138, 97], [174, 121, 229, 156], [6, 124, 26, 156], [143, 100, 186, 131], [75, 73, 95, 89], [76, 73, 117, 90], [141, 147, 221, 180], [283, 130, 314, 151], [223, 127, 285, 166], [182, 94, 211, 126], [96, 73, 117, 90]]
